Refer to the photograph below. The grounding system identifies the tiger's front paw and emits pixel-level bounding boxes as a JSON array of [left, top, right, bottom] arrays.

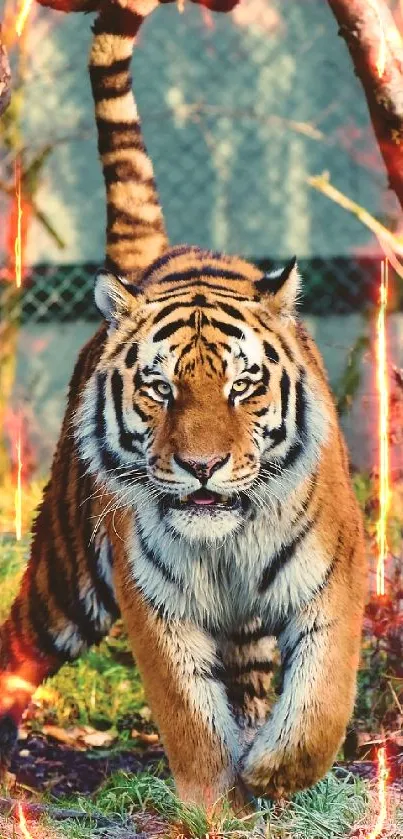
[[240, 739, 330, 800]]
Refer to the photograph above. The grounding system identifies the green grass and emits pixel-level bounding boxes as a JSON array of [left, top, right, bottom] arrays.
[[42, 769, 401, 839], [27, 627, 146, 734]]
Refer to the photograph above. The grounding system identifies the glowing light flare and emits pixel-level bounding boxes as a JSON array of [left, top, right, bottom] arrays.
[[15, 0, 34, 37], [376, 261, 390, 597], [15, 430, 22, 541], [366, 746, 389, 839], [367, 0, 386, 77], [17, 804, 34, 839], [366, 0, 403, 79], [14, 157, 22, 289]]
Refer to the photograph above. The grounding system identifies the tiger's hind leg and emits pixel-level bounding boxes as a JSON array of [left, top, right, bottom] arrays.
[[219, 626, 279, 750], [0, 488, 119, 773]]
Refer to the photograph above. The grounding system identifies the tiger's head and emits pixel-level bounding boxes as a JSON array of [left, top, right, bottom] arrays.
[[76, 246, 331, 542]]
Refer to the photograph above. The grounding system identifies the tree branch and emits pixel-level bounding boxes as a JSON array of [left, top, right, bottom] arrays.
[[36, 0, 239, 16], [326, 0, 403, 211], [0, 26, 11, 117]]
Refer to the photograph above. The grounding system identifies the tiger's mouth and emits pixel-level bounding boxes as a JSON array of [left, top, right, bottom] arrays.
[[162, 489, 249, 513]]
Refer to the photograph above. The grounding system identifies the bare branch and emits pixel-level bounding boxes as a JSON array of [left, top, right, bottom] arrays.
[[36, 0, 239, 14], [326, 0, 403, 210]]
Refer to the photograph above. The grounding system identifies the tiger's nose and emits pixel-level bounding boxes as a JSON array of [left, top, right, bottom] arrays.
[[173, 453, 230, 484]]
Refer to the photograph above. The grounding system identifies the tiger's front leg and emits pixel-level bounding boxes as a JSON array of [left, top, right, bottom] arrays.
[[241, 578, 364, 799], [113, 564, 247, 811]]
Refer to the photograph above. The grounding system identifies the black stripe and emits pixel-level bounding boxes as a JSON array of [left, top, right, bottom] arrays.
[[141, 246, 195, 283], [57, 459, 107, 647], [103, 159, 152, 185], [153, 318, 188, 342], [292, 473, 317, 526], [95, 119, 143, 155], [281, 620, 336, 675], [263, 369, 290, 446], [151, 282, 252, 303], [125, 343, 138, 368], [264, 342, 280, 363], [227, 625, 266, 645], [111, 369, 145, 452], [107, 202, 160, 228], [280, 441, 304, 472], [137, 526, 183, 589], [89, 57, 131, 82], [254, 318, 295, 364], [157, 267, 249, 285], [151, 297, 215, 327], [78, 467, 120, 620], [95, 371, 107, 439], [28, 574, 67, 661], [242, 384, 267, 403], [8, 600, 38, 665], [92, 7, 143, 37], [210, 318, 244, 340], [218, 302, 245, 321], [295, 371, 307, 440], [95, 373, 141, 479], [94, 77, 133, 101], [296, 322, 328, 384], [225, 660, 274, 678], [132, 400, 149, 423], [259, 510, 319, 593], [312, 530, 344, 598], [226, 681, 268, 703]]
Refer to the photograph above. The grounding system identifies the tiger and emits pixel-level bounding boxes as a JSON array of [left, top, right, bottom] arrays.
[[0, 0, 367, 811]]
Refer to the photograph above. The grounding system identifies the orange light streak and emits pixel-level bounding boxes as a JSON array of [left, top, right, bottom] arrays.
[[365, 262, 391, 839], [15, 0, 34, 37], [15, 431, 22, 541], [17, 803, 34, 839], [376, 260, 390, 597], [366, 746, 389, 839], [14, 157, 22, 289]]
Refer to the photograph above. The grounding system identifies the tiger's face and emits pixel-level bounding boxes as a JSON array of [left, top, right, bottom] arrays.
[[76, 247, 329, 542]]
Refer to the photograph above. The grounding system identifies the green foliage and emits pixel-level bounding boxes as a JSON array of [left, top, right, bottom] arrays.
[[36, 628, 146, 733], [335, 333, 369, 416]]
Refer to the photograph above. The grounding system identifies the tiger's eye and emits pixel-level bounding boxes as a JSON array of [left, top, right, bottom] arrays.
[[231, 379, 251, 395], [152, 381, 172, 397]]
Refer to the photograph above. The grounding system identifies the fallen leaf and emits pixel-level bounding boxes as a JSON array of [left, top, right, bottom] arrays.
[[131, 730, 159, 745], [81, 730, 115, 748], [42, 725, 85, 748]]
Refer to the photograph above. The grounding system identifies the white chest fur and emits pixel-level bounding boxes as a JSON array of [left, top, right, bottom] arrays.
[[124, 497, 329, 636]]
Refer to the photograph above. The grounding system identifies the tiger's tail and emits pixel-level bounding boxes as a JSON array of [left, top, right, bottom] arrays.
[[89, 2, 169, 281]]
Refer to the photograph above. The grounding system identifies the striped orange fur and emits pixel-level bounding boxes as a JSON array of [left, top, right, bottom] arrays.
[[0, 2, 366, 810]]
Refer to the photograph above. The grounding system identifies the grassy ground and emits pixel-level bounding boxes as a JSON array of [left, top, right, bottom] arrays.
[[0, 477, 402, 837]]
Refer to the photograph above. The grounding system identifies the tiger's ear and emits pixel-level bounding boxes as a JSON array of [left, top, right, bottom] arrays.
[[255, 257, 300, 319], [94, 269, 140, 328]]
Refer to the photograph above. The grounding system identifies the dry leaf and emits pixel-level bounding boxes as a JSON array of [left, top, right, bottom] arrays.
[[42, 725, 85, 748], [131, 729, 159, 745], [81, 730, 115, 748]]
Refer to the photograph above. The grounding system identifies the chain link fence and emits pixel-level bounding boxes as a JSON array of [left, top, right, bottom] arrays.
[[0, 258, 398, 326]]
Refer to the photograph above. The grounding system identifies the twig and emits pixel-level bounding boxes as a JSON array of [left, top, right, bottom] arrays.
[[308, 171, 403, 262], [0, 797, 117, 827]]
